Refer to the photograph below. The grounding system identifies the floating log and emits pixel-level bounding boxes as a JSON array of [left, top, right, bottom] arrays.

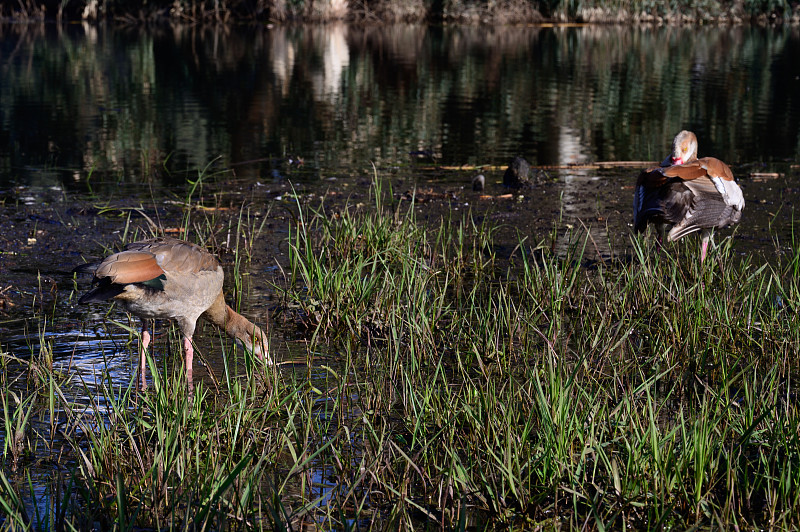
[[749, 172, 783, 181], [435, 161, 659, 172]]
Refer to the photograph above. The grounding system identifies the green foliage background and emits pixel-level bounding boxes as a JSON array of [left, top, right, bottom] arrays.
[[4, 0, 797, 22]]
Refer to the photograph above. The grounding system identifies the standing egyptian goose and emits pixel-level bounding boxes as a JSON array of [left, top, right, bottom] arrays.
[[74, 237, 269, 390], [633, 130, 744, 262]]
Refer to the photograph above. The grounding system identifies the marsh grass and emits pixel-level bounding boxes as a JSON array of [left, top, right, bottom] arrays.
[[273, 179, 800, 527], [4, 175, 800, 529]]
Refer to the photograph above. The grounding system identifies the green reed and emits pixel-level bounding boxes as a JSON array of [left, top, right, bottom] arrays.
[[0, 331, 297, 529], [272, 179, 800, 528], [6, 175, 800, 529]]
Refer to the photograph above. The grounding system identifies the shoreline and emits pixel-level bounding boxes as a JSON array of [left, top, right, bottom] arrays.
[[1, 1, 799, 25]]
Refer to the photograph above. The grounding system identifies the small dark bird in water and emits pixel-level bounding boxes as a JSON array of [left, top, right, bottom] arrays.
[[633, 130, 744, 263], [472, 174, 485, 192], [74, 237, 270, 390], [408, 149, 436, 162], [503, 156, 531, 188]]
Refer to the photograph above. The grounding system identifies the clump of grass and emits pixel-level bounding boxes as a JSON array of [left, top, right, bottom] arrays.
[[276, 179, 499, 343]]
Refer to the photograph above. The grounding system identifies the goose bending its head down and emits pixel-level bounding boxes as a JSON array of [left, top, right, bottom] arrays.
[[74, 237, 269, 390], [633, 130, 744, 262]]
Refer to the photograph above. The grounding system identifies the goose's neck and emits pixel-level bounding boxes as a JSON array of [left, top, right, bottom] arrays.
[[203, 292, 268, 360]]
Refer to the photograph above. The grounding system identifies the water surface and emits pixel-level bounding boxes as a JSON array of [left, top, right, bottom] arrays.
[[2, 22, 799, 187]]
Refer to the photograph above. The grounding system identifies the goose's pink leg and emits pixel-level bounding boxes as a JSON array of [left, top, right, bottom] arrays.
[[139, 323, 151, 391], [184, 337, 194, 391]]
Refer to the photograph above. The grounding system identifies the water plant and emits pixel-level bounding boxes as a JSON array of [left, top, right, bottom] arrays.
[[272, 179, 800, 528], [4, 175, 800, 529]]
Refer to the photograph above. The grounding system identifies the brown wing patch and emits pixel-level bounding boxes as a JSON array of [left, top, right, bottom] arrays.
[[96, 251, 165, 284], [662, 161, 709, 181], [698, 157, 734, 181]]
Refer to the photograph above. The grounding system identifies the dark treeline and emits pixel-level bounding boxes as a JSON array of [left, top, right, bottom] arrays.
[[3, 0, 799, 24]]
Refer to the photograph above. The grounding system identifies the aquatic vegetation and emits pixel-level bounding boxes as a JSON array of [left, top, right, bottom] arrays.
[[3, 177, 800, 529], [274, 181, 800, 527]]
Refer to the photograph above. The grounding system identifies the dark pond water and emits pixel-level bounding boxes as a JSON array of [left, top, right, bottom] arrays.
[[1, 22, 797, 259], [1, 20, 800, 524], [2, 22, 800, 184]]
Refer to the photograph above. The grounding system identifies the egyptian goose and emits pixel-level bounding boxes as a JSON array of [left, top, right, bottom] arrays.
[[74, 237, 269, 390], [633, 130, 744, 262]]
